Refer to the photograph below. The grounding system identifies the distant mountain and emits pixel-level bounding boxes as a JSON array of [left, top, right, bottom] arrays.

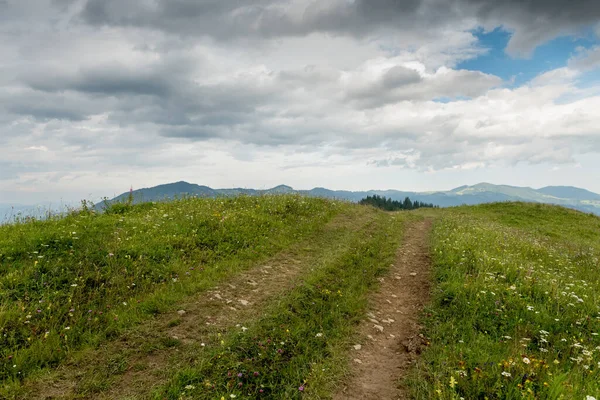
[[97, 182, 600, 216], [266, 185, 295, 194], [537, 186, 600, 201], [103, 181, 217, 205]]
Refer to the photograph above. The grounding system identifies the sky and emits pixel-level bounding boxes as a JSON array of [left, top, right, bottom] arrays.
[[1, 0, 600, 205]]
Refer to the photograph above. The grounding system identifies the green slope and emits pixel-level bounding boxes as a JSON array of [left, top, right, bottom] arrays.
[[409, 202, 600, 399]]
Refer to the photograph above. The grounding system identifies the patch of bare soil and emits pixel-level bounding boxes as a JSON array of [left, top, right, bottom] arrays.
[[334, 219, 433, 400], [25, 208, 375, 400]]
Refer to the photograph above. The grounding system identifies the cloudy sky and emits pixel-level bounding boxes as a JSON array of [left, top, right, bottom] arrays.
[[1, 0, 600, 204]]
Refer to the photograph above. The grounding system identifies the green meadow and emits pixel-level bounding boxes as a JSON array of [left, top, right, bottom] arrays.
[[1, 196, 599, 399], [410, 203, 600, 400]]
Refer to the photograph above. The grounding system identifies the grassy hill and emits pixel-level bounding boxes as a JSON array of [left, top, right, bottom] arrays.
[[1, 196, 599, 399]]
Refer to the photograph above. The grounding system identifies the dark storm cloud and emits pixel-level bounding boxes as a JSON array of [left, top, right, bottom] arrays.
[[77, 0, 600, 54], [20, 58, 196, 97], [2, 89, 104, 121], [76, 0, 456, 40], [13, 54, 303, 144], [459, 0, 600, 55]]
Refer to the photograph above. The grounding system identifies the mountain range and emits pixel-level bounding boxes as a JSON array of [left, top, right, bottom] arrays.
[[99, 181, 600, 215]]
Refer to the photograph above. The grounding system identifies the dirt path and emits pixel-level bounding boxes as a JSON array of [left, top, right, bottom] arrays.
[[334, 219, 432, 400], [25, 208, 377, 400]]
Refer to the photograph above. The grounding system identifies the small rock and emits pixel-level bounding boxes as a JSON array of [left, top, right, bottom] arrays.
[[409, 272, 417, 277], [391, 295, 397, 298], [374, 324, 384, 332], [386, 300, 392, 304], [353, 359, 363, 364], [177, 310, 186, 316], [389, 334, 396, 338], [239, 300, 249, 306], [367, 335, 374, 340], [213, 293, 222, 300], [353, 344, 362, 350], [368, 318, 380, 324]]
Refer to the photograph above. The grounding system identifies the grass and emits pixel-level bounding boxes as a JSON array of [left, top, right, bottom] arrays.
[[0, 195, 342, 395], [14, 204, 381, 399], [154, 211, 407, 399], [6, 194, 599, 400], [409, 203, 600, 399]]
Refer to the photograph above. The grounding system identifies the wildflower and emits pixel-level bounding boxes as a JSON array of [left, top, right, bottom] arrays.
[[299, 385, 305, 391], [315, 333, 323, 337], [184, 385, 195, 390], [522, 357, 531, 364], [449, 376, 456, 388], [501, 371, 511, 377], [585, 396, 596, 400]]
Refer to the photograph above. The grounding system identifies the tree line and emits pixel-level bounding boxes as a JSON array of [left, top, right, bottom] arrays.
[[359, 195, 437, 211]]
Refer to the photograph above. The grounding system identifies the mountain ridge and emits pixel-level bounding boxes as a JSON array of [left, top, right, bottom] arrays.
[[98, 181, 600, 216]]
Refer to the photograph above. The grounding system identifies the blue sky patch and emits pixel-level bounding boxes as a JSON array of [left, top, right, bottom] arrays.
[[458, 27, 599, 86]]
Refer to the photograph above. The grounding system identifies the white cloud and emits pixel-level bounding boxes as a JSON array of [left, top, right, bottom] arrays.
[[568, 46, 600, 71], [1, 0, 600, 203]]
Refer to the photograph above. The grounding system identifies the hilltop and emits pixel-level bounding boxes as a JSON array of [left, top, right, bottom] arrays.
[[100, 181, 600, 215], [1, 197, 599, 398]]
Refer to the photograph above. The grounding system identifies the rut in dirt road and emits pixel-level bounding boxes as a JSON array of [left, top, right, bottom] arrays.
[[335, 219, 432, 400]]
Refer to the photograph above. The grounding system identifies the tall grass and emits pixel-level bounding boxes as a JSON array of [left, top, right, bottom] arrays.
[[0, 195, 342, 390], [409, 203, 600, 399]]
